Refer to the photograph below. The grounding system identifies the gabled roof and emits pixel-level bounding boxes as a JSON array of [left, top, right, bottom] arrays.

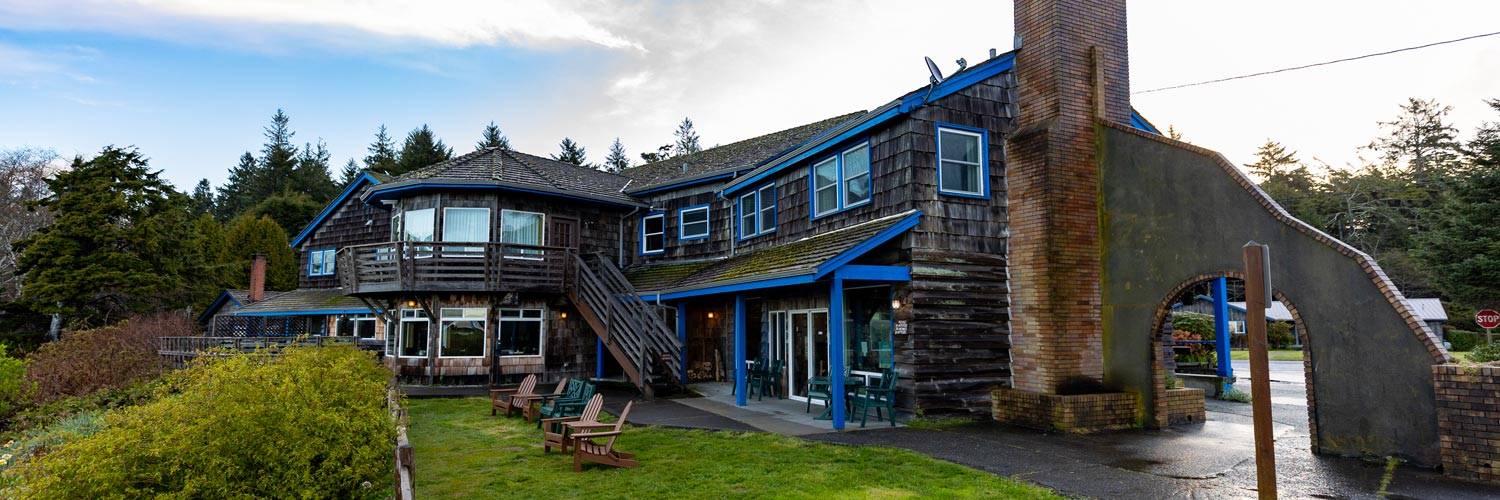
[[619, 112, 866, 194], [631, 210, 921, 298], [290, 170, 386, 248], [364, 147, 644, 208], [197, 289, 248, 324], [1403, 298, 1448, 322]]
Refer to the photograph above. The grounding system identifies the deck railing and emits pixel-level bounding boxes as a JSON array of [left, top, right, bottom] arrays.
[[158, 335, 358, 368], [339, 241, 570, 295]]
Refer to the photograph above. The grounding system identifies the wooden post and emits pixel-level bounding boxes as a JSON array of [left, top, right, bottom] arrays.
[[830, 272, 847, 430], [734, 295, 747, 406], [1242, 242, 1277, 499]]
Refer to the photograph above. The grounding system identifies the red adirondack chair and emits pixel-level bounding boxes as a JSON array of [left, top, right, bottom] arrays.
[[571, 400, 638, 471], [541, 393, 604, 453], [489, 374, 536, 417]]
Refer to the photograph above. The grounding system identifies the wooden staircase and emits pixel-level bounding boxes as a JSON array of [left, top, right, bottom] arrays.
[[568, 253, 683, 397]]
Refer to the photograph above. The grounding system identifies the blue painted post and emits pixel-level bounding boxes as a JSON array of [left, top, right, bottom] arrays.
[[734, 295, 747, 406], [677, 302, 688, 385], [595, 337, 604, 379], [830, 273, 846, 430], [1212, 277, 1234, 393]]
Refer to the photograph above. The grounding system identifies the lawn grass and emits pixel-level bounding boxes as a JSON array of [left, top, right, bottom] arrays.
[[406, 397, 1060, 499], [1229, 349, 1303, 361]]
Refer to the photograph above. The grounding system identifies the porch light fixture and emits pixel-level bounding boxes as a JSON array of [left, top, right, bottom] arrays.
[[707, 312, 716, 319], [891, 299, 902, 310], [405, 300, 417, 308], [560, 311, 569, 319]]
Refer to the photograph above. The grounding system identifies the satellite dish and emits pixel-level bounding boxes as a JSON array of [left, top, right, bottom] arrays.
[[955, 57, 968, 71], [924, 56, 945, 84]]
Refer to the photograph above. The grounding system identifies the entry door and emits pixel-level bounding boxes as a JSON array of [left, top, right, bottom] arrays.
[[787, 309, 829, 402], [548, 216, 579, 249], [768, 311, 788, 397]]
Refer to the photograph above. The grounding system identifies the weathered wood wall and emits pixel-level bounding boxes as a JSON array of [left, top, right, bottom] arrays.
[[298, 184, 392, 289], [384, 293, 597, 385]]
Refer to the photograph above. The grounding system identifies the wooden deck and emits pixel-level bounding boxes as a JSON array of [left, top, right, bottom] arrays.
[[158, 335, 360, 368], [339, 241, 570, 295]]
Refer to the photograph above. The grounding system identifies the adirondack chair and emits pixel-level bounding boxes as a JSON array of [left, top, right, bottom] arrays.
[[541, 393, 604, 453], [489, 374, 537, 417], [749, 358, 783, 401], [518, 377, 571, 422], [850, 369, 898, 427], [536, 381, 597, 427], [572, 400, 638, 471]]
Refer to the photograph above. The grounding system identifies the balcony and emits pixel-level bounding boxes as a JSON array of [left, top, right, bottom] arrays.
[[338, 241, 571, 295]]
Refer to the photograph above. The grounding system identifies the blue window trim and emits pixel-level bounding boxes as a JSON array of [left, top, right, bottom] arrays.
[[307, 248, 336, 277], [809, 141, 872, 221], [677, 204, 711, 241], [640, 212, 666, 255], [934, 122, 990, 199], [737, 184, 776, 241]]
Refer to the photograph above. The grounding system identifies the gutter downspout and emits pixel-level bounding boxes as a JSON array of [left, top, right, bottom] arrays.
[[618, 206, 643, 267]]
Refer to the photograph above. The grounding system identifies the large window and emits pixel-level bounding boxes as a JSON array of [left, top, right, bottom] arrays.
[[439, 308, 486, 358], [811, 142, 872, 217], [500, 209, 544, 258], [442, 207, 490, 256], [404, 208, 436, 257], [936, 125, 987, 197], [307, 248, 336, 276], [397, 309, 429, 358], [336, 314, 377, 339], [497, 308, 544, 357], [738, 184, 775, 239], [843, 286, 894, 374], [678, 206, 709, 240], [641, 213, 665, 254]]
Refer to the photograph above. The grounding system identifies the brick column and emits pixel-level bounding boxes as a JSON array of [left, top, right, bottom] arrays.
[[1005, 0, 1130, 394]]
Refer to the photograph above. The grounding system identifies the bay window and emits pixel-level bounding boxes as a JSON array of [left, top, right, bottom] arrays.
[[439, 308, 486, 358], [404, 208, 435, 257], [497, 308, 544, 357], [442, 207, 490, 256], [500, 209, 544, 258]]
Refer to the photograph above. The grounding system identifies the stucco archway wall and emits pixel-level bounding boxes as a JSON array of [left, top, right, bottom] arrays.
[[1097, 122, 1452, 466]]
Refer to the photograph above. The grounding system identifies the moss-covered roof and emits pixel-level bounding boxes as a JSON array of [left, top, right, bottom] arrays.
[[623, 260, 721, 293], [230, 288, 372, 315], [618, 112, 865, 190]]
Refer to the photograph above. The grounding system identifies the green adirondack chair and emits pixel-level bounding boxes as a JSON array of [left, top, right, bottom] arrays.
[[850, 369, 898, 427], [536, 381, 597, 427]]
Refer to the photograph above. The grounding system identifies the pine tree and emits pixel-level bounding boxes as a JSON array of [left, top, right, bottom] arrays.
[[1370, 98, 1464, 185], [1413, 99, 1500, 307], [476, 121, 511, 150], [339, 158, 361, 187], [190, 179, 216, 216], [223, 214, 298, 291], [603, 138, 630, 173], [552, 137, 588, 166], [259, 109, 300, 195], [674, 117, 702, 155], [394, 124, 453, 176], [15, 146, 199, 327], [291, 139, 338, 202], [640, 144, 674, 164], [214, 152, 260, 220], [363, 125, 399, 175], [1245, 140, 1322, 227], [247, 190, 324, 235]]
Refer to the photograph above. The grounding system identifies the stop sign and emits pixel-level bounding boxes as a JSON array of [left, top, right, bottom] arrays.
[[1478, 309, 1500, 330]]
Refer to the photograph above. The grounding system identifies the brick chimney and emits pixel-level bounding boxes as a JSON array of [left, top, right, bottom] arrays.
[[249, 254, 267, 302], [1005, 0, 1130, 394]]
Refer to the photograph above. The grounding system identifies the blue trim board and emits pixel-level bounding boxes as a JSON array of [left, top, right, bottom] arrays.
[[836, 265, 910, 282], [814, 211, 923, 278], [596, 338, 605, 379], [365, 182, 643, 209], [733, 294, 747, 406], [934, 123, 991, 199], [643, 274, 818, 302], [291, 171, 381, 248], [1130, 111, 1162, 135], [677, 204, 711, 241], [639, 211, 666, 255], [724, 105, 901, 197], [627, 171, 737, 196], [232, 307, 377, 317], [829, 273, 847, 429], [676, 303, 688, 385]]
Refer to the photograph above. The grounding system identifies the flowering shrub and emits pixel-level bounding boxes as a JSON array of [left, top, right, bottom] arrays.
[[8, 345, 394, 498], [23, 313, 190, 404]]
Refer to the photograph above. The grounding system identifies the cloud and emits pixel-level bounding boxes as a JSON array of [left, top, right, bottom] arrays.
[[0, 42, 98, 87], [0, 0, 643, 51]]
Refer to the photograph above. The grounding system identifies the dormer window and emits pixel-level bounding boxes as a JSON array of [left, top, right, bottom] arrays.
[[738, 184, 775, 240], [678, 205, 710, 240], [936, 124, 988, 198], [811, 142, 872, 218], [641, 213, 665, 254]]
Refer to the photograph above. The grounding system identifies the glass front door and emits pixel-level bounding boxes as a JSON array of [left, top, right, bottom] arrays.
[[784, 309, 828, 402]]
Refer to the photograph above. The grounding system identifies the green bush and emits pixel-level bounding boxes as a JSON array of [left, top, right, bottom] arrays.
[[1446, 330, 1479, 352], [24, 313, 187, 404], [4, 380, 162, 435], [1267, 322, 1295, 349], [8, 346, 394, 499], [1470, 342, 1500, 364], [0, 345, 27, 420], [1172, 312, 1215, 340]]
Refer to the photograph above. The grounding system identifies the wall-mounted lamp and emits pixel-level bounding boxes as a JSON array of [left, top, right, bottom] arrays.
[[560, 311, 569, 320], [891, 299, 902, 310], [405, 300, 417, 308], [707, 312, 716, 319]]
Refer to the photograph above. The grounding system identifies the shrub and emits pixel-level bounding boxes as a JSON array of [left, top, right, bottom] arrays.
[[4, 380, 162, 435], [23, 313, 191, 404], [1470, 342, 1500, 364], [1219, 387, 1252, 403], [1172, 312, 1215, 340], [0, 345, 27, 419], [1446, 330, 1479, 352], [10, 345, 394, 498], [1267, 322, 1295, 349]]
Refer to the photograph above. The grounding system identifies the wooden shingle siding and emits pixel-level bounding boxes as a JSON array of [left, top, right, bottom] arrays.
[[298, 185, 392, 289], [389, 191, 626, 262]]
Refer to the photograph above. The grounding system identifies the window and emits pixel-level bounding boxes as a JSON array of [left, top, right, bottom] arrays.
[[442, 207, 490, 256], [307, 248, 336, 276], [404, 208, 435, 257], [843, 286, 894, 374], [336, 314, 377, 339], [738, 185, 776, 239], [812, 157, 839, 217], [1230, 321, 1246, 335], [397, 309, 429, 358], [640, 213, 665, 254], [937, 125, 987, 197], [678, 206, 710, 240], [439, 308, 486, 358], [497, 308, 544, 357], [500, 209, 544, 259], [811, 142, 872, 217]]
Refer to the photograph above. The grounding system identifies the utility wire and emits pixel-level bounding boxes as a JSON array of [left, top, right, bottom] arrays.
[[1134, 30, 1500, 95]]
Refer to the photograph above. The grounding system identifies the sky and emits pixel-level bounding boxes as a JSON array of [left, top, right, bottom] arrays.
[[1, 0, 1498, 190]]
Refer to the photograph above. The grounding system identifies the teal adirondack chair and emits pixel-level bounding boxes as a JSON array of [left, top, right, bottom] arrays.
[[537, 381, 597, 427], [850, 369, 898, 427]]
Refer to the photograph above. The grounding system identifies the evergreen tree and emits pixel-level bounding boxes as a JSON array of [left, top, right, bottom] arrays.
[[1246, 140, 1322, 226], [291, 139, 338, 202], [394, 125, 453, 176], [673, 117, 702, 155], [551, 137, 588, 166], [476, 121, 511, 150], [363, 125, 399, 175], [338, 158, 361, 187], [1370, 98, 1465, 191], [246, 191, 324, 237], [603, 137, 630, 173], [186, 213, 233, 308], [259, 109, 300, 195], [215, 152, 261, 219], [15, 146, 199, 327], [223, 215, 298, 291], [189, 179, 216, 216], [1414, 99, 1500, 307], [640, 144, 674, 163]]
